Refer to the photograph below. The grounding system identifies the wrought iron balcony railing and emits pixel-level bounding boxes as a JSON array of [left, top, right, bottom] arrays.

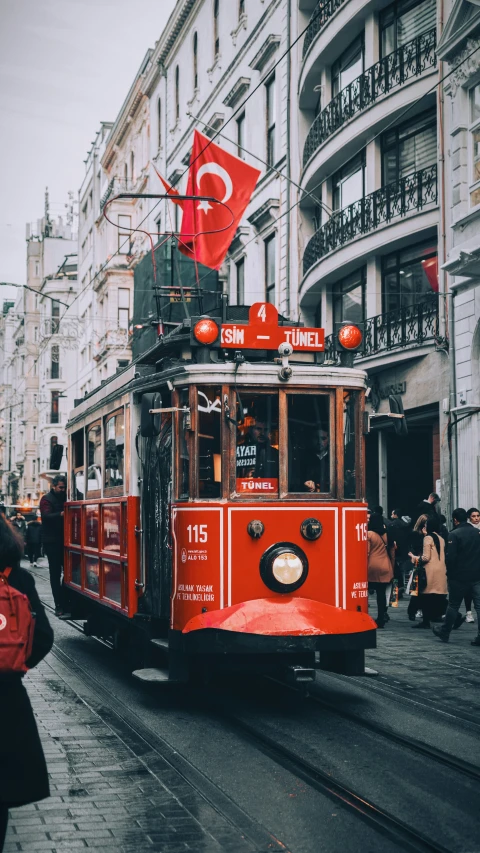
[[303, 164, 437, 275], [324, 296, 439, 362], [100, 178, 136, 211], [303, 28, 436, 167], [302, 0, 346, 59]]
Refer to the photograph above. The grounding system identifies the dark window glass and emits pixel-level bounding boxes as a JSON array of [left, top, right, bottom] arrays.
[[198, 386, 222, 499], [50, 390, 59, 424], [236, 257, 245, 304], [265, 234, 276, 304], [179, 388, 190, 499], [51, 300, 60, 334], [72, 429, 84, 500], [237, 112, 245, 159], [236, 393, 279, 495], [332, 151, 365, 210], [382, 109, 436, 183], [50, 345, 59, 379], [344, 390, 357, 499], [288, 395, 331, 493], [333, 268, 366, 325], [105, 410, 125, 489], [380, 0, 436, 57], [193, 32, 198, 90], [214, 0, 220, 58], [332, 35, 364, 96], [266, 76, 276, 166], [157, 97, 162, 148], [239, 0, 245, 17], [175, 65, 180, 122], [382, 242, 438, 312], [87, 423, 102, 493]]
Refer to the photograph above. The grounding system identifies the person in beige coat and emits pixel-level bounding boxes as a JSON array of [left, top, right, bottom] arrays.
[[368, 513, 394, 628], [408, 515, 447, 628]]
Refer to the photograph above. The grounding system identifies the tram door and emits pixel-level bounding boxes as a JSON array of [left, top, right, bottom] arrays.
[[140, 400, 173, 624]]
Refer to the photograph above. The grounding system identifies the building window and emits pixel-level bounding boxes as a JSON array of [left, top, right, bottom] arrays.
[[155, 213, 162, 234], [264, 234, 276, 304], [382, 109, 436, 184], [175, 65, 180, 123], [50, 345, 59, 379], [34, 326, 38, 342], [380, 0, 436, 58], [214, 0, 220, 59], [333, 268, 366, 325], [382, 241, 438, 313], [118, 215, 131, 254], [118, 288, 130, 329], [32, 459, 36, 479], [331, 35, 364, 97], [332, 151, 365, 211], [157, 97, 162, 148], [33, 425, 37, 442], [87, 423, 102, 494], [35, 261, 40, 277], [105, 410, 125, 490], [124, 162, 128, 184], [50, 392, 60, 424], [266, 76, 276, 167], [236, 257, 245, 304], [470, 83, 480, 207], [236, 113, 245, 158], [193, 32, 198, 90], [130, 151, 135, 183], [239, 0, 245, 17], [51, 300, 60, 334]]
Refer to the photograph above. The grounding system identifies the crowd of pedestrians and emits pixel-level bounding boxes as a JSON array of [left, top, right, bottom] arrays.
[[367, 495, 480, 646]]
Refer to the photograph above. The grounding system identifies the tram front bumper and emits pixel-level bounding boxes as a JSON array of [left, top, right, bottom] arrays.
[[179, 597, 376, 654]]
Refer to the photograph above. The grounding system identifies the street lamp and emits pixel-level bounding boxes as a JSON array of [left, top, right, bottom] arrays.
[[0, 281, 70, 309]]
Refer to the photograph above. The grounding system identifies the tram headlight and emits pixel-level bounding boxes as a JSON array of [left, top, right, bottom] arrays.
[[260, 543, 308, 594]]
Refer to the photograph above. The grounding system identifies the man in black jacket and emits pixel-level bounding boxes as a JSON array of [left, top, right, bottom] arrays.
[[39, 475, 70, 618], [433, 508, 480, 645]]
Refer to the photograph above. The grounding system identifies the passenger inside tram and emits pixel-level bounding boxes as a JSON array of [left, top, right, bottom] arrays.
[[236, 396, 279, 491]]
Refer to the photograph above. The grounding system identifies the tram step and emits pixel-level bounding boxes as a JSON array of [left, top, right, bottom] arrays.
[[150, 638, 169, 650], [132, 667, 172, 683]]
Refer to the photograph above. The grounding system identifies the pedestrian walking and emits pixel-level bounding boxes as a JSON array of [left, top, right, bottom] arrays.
[[406, 514, 428, 620], [26, 511, 42, 567], [0, 514, 54, 852], [368, 514, 394, 628], [433, 508, 480, 645], [408, 515, 447, 629], [39, 475, 70, 618], [461, 508, 480, 623], [389, 509, 412, 593], [9, 511, 27, 542], [415, 492, 440, 523]]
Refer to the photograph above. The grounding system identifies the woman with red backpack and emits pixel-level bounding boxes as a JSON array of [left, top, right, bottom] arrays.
[[0, 514, 53, 851]]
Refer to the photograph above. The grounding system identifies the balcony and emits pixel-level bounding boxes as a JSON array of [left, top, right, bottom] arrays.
[[94, 327, 129, 362], [303, 28, 436, 168], [303, 165, 437, 276], [100, 178, 136, 211], [302, 0, 346, 60], [325, 296, 439, 363]]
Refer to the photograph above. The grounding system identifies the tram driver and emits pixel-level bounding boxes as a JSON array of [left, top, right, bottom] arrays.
[[236, 419, 279, 480], [303, 429, 330, 493]]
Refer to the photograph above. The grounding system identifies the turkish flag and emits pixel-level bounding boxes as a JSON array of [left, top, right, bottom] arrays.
[[152, 165, 184, 207], [179, 130, 261, 270], [422, 256, 439, 293]]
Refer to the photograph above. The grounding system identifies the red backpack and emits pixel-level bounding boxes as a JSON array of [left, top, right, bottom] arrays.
[[0, 568, 35, 674]]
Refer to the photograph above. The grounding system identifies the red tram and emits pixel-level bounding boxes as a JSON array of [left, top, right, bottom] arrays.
[[64, 303, 376, 682]]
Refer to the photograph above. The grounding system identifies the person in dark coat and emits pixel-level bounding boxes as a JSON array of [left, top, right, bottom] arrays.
[[389, 509, 412, 594], [25, 512, 42, 566], [415, 492, 440, 523], [39, 475, 69, 617], [433, 508, 480, 645], [9, 511, 27, 542], [0, 515, 54, 851]]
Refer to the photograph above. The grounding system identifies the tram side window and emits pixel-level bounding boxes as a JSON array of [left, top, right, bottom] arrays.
[[87, 422, 102, 495], [198, 386, 221, 498], [178, 388, 190, 499], [344, 390, 357, 499], [72, 428, 85, 500], [105, 410, 125, 490], [288, 395, 331, 493], [236, 393, 279, 495]]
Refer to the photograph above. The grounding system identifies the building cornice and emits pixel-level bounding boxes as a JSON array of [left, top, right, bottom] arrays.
[[143, 0, 199, 96], [223, 76, 251, 108], [102, 50, 153, 169], [436, 0, 480, 61]]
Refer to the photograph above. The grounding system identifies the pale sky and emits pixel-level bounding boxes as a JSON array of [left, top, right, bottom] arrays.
[[0, 0, 176, 301]]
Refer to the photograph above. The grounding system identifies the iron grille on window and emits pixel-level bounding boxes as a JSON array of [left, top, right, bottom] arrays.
[[303, 164, 437, 275], [303, 27, 436, 167], [302, 0, 346, 59], [324, 296, 438, 362]]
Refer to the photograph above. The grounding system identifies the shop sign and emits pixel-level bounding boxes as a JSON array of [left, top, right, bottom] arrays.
[[379, 381, 406, 400]]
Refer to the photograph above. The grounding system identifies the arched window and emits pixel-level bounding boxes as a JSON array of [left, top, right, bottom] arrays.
[[175, 65, 180, 122], [50, 435, 58, 455], [214, 0, 220, 58], [124, 162, 128, 185], [130, 150, 135, 183], [193, 32, 198, 90], [157, 97, 162, 148], [239, 0, 245, 17]]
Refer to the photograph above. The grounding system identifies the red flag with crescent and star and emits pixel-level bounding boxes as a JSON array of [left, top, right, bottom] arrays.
[[178, 130, 261, 270]]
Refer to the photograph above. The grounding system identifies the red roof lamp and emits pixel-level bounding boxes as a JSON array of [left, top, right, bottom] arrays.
[[193, 318, 219, 345], [337, 324, 363, 350]]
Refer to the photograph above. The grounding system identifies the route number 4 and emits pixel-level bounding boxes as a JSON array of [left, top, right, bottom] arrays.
[[257, 304, 267, 322], [187, 524, 208, 543], [355, 522, 367, 541]]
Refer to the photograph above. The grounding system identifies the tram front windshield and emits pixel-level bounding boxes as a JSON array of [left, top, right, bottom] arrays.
[[235, 393, 331, 495]]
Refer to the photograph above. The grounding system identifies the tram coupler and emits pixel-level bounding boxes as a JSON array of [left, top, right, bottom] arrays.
[[285, 665, 316, 684]]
